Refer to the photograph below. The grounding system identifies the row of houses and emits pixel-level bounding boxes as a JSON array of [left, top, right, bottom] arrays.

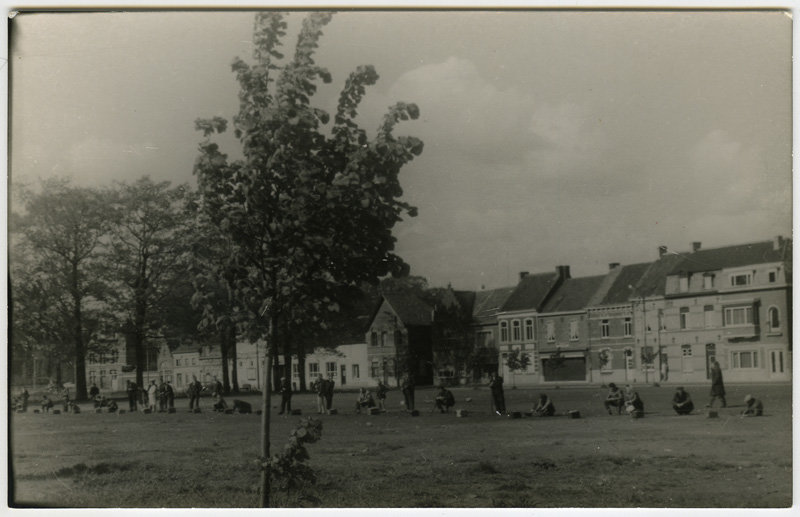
[[85, 236, 792, 392]]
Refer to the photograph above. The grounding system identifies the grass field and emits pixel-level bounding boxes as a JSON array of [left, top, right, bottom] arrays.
[[8, 383, 792, 508]]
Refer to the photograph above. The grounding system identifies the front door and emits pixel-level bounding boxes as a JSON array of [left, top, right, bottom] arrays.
[[340, 364, 347, 386], [705, 343, 716, 380], [768, 349, 786, 379]]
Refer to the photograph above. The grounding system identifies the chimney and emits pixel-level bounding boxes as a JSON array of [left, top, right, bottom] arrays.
[[519, 271, 529, 280], [658, 245, 668, 257], [609, 262, 620, 270], [774, 235, 783, 251], [556, 265, 571, 280], [692, 241, 701, 252]]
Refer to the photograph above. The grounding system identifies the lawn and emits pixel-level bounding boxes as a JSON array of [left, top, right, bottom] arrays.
[[8, 383, 792, 508]]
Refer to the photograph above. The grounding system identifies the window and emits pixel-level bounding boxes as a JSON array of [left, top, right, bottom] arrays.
[[724, 306, 753, 326], [601, 320, 610, 338], [569, 320, 579, 341], [679, 275, 689, 292], [624, 348, 634, 370], [352, 364, 360, 379], [292, 363, 300, 379], [681, 344, 693, 372], [500, 321, 509, 343], [371, 332, 378, 347], [730, 272, 753, 287], [768, 270, 777, 283], [370, 361, 380, 378], [192, 358, 197, 365], [546, 321, 555, 342], [309, 362, 320, 380], [89, 371, 97, 384], [381, 331, 387, 346], [704, 305, 715, 328], [512, 320, 521, 341], [623, 317, 632, 337], [767, 307, 780, 332], [703, 274, 714, 290], [524, 319, 535, 341], [771, 350, 784, 374], [326, 362, 337, 378], [679, 307, 689, 329], [731, 351, 759, 369]]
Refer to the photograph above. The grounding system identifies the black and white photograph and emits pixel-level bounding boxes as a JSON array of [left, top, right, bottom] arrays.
[[5, 6, 794, 509]]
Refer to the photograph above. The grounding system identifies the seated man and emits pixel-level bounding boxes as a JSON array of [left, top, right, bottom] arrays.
[[434, 386, 455, 413], [354, 388, 375, 413], [212, 394, 229, 412], [533, 393, 555, 416], [624, 385, 644, 417], [603, 383, 624, 415], [41, 395, 54, 413], [232, 399, 252, 414], [672, 386, 694, 415], [741, 394, 763, 417], [106, 399, 118, 412]]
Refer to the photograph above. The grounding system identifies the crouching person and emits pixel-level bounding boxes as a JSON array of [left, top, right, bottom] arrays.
[[213, 394, 229, 412], [741, 394, 763, 417], [532, 393, 555, 416], [355, 388, 375, 414], [672, 386, 694, 415], [434, 385, 455, 413], [233, 399, 252, 414]]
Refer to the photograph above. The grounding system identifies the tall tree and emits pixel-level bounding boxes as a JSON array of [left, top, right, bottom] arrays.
[[10, 179, 110, 400], [107, 176, 194, 388], [194, 12, 423, 506]]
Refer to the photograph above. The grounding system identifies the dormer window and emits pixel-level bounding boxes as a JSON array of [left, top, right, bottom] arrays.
[[730, 271, 753, 287], [679, 274, 689, 292], [703, 274, 714, 290]]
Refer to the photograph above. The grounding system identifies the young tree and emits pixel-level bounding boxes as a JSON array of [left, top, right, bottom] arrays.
[[505, 349, 531, 388], [194, 12, 422, 506], [107, 176, 194, 388], [10, 179, 111, 400]]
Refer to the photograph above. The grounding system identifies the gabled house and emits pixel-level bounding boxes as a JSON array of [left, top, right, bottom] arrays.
[[659, 237, 792, 383], [496, 266, 570, 384], [537, 273, 608, 383], [470, 285, 516, 381], [586, 262, 651, 383], [365, 292, 435, 386]]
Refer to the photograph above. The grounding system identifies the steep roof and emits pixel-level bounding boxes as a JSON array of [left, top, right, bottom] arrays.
[[501, 272, 560, 312], [632, 252, 687, 299], [668, 239, 792, 275], [172, 344, 200, 355], [596, 262, 653, 306], [383, 291, 434, 326], [472, 286, 515, 324], [541, 275, 607, 313]]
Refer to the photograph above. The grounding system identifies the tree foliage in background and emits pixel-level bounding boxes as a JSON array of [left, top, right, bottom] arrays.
[[10, 179, 111, 399], [107, 176, 194, 388], [194, 11, 422, 506], [505, 349, 531, 388]]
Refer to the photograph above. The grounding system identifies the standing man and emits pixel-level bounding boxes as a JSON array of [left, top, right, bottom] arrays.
[[211, 376, 223, 398], [401, 372, 415, 412], [188, 375, 202, 411], [324, 374, 335, 413], [165, 381, 175, 410], [126, 380, 138, 412], [311, 377, 325, 414], [488, 372, 505, 416], [708, 359, 726, 408], [278, 376, 292, 415], [375, 380, 388, 411]]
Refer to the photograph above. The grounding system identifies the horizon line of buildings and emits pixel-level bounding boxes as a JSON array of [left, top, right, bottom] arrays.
[[80, 235, 792, 392]]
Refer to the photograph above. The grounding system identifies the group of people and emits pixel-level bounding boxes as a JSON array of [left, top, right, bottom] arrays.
[[604, 383, 644, 417], [311, 375, 336, 414]]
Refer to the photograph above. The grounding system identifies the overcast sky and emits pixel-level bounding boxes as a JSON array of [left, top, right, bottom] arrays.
[[9, 10, 792, 290]]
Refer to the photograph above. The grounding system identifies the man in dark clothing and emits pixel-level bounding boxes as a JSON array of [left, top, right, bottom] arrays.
[[188, 376, 202, 411], [376, 381, 388, 411], [489, 373, 505, 415], [89, 383, 100, 407], [401, 373, 415, 411], [434, 386, 455, 413], [165, 381, 175, 409], [233, 399, 252, 414], [126, 381, 138, 412], [158, 380, 168, 412], [604, 383, 625, 415], [278, 377, 292, 415], [21, 389, 29, 412], [533, 393, 556, 416], [672, 386, 694, 415], [708, 359, 726, 408], [324, 375, 335, 412], [211, 376, 223, 398]]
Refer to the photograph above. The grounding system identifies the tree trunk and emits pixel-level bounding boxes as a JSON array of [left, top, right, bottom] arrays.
[[220, 324, 230, 394], [259, 312, 277, 508], [229, 322, 239, 393], [72, 264, 88, 400], [296, 346, 307, 392]]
